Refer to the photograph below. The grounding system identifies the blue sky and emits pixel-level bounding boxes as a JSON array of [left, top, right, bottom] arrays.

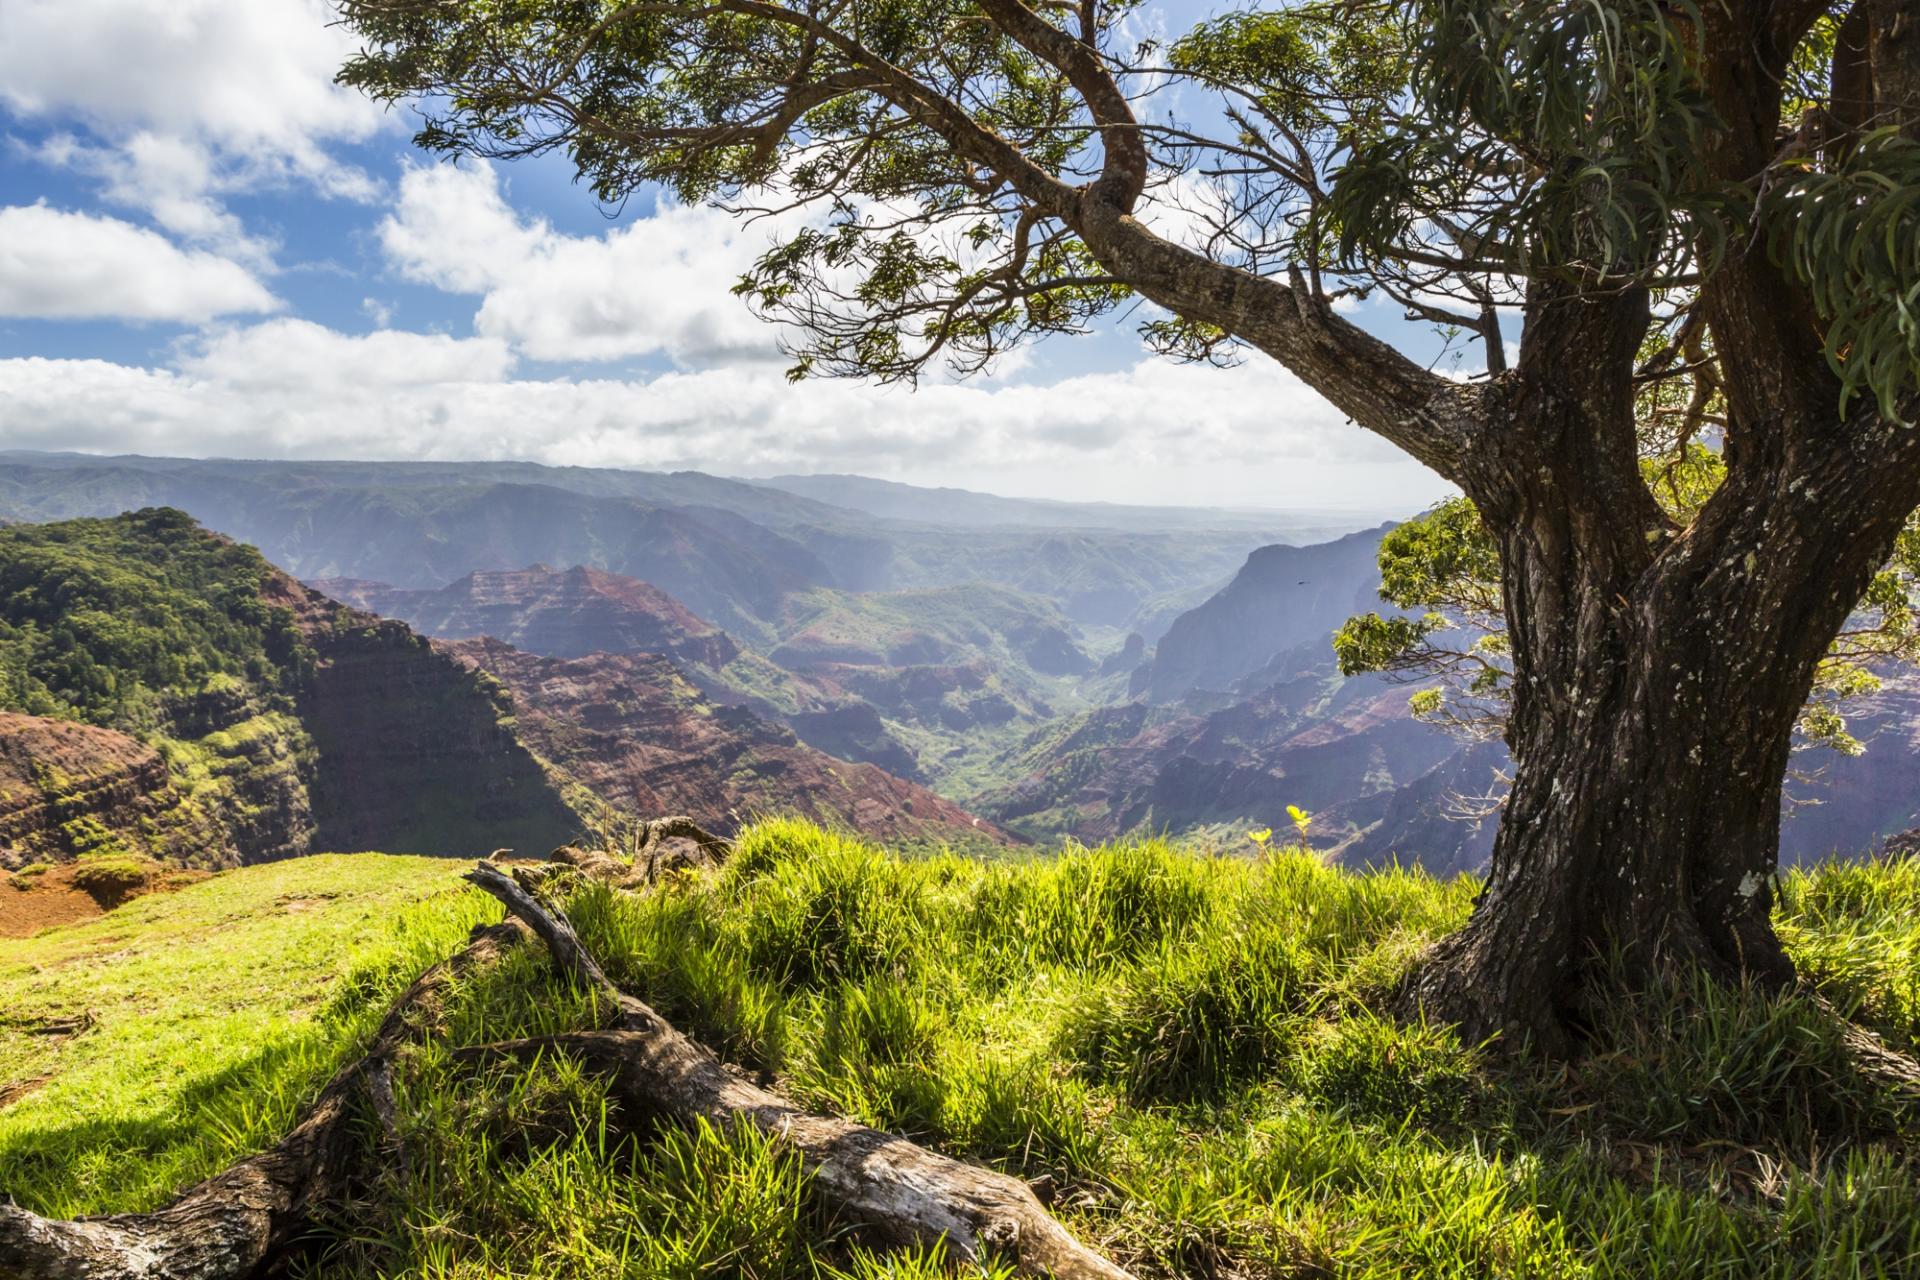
[[0, 0, 1458, 514]]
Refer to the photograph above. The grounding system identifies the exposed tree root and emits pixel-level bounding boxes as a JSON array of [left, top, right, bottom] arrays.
[[463, 862, 1137, 1280], [1821, 999, 1920, 1104], [1405, 935, 1920, 1110], [0, 922, 527, 1280], [546, 815, 734, 889]]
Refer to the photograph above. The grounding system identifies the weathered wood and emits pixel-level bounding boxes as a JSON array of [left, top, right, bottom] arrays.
[[546, 816, 733, 890], [463, 863, 1136, 1280], [632, 816, 732, 883], [0, 922, 527, 1280], [3, 848, 1130, 1280]]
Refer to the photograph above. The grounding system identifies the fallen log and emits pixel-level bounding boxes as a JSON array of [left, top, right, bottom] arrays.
[[463, 862, 1137, 1280], [0, 849, 1136, 1280], [0, 922, 527, 1280]]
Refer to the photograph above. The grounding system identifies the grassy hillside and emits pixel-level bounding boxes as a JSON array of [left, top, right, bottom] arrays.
[[0, 507, 313, 733], [5, 826, 1919, 1276], [0, 509, 326, 865], [0, 854, 484, 1215]]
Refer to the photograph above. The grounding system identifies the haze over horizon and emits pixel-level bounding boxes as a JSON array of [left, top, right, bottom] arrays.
[[0, 0, 1458, 513], [1, 447, 1410, 522]]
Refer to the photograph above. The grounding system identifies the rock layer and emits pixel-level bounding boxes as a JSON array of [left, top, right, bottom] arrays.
[[445, 638, 1008, 848]]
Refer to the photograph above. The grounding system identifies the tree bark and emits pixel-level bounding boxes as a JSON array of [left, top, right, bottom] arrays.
[[1394, 3, 1920, 1048], [1404, 294, 1920, 1047]]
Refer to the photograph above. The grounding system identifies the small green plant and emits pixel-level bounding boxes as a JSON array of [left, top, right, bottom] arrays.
[[1286, 805, 1314, 845], [69, 858, 154, 901]]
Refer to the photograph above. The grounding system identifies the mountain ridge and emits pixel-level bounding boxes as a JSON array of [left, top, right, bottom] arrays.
[[0, 511, 1005, 866]]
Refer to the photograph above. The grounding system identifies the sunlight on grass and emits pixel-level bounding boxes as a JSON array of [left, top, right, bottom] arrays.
[[0, 853, 489, 1216], [5, 824, 1919, 1278]]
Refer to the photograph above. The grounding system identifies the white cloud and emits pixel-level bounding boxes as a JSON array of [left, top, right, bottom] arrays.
[[380, 162, 795, 366], [0, 319, 1448, 510], [0, 204, 279, 321], [1, 0, 386, 258], [178, 319, 515, 390]]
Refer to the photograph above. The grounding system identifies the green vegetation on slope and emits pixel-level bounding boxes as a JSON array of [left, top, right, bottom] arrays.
[[0, 509, 323, 864], [0, 854, 486, 1215], [0, 508, 313, 732], [0, 510, 582, 865], [6, 826, 1920, 1276], [772, 583, 1089, 675], [769, 584, 1101, 796]]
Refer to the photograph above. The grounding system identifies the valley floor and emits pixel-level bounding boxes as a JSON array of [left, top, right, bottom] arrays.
[[4, 828, 1919, 1277]]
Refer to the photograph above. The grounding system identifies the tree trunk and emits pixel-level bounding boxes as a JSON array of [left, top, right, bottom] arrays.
[[1408, 364, 1920, 1049]]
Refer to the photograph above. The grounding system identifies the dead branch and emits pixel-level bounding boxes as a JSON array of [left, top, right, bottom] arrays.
[[548, 815, 734, 889], [0, 835, 1133, 1280], [463, 862, 1136, 1280]]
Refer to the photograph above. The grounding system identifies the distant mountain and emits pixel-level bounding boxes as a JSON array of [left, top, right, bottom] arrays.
[[1139, 525, 1395, 703], [317, 558, 1107, 793], [987, 525, 1920, 870], [443, 638, 1009, 849], [1776, 671, 1920, 860], [769, 583, 1092, 676], [0, 460, 843, 638], [316, 566, 739, 669], [0, 510, 1007, 868], [0, 453, 1331, 630], [976, 663, 1490, 869], [0, 509, 575, 867], [760, 583, 1100, 790], [315, 562, 922, 778], [0, 452, 850, 530], [751, 472, 1375, 538]]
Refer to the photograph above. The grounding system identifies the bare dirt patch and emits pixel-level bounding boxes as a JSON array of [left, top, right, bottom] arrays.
[[0, 1074, 51, 1108], [0, 864, 211, 938]]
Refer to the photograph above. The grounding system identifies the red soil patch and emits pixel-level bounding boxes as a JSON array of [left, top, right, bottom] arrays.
[[0, 864, 211, 939]]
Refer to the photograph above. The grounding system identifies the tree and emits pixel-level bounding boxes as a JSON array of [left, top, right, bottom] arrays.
[[336, 0, 1920, 1048], [1335, 453, 1920, 759]]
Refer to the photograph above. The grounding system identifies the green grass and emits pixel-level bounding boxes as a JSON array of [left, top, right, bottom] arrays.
[[0, 853, 488, 1216], [6, 823, 1920, 1278]]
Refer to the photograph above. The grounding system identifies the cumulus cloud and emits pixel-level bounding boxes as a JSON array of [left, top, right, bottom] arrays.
[[0, 204, 279, 321], [380, 162, 795, 366], [179, 319, 515, 390], [0, 317, 1447, 510], [1, 0, 386, 258]]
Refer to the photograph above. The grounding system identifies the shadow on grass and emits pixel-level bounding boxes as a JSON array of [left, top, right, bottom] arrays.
[[0, 1030, 331, 1217]]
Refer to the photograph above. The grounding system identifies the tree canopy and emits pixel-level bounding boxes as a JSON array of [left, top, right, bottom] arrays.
[[337, 0, 1917, 418]]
